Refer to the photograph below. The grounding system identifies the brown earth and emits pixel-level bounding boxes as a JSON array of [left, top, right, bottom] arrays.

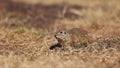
[[0, 0, 120, 68]]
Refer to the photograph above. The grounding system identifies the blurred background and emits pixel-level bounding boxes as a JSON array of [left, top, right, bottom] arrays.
[[0, 0, 120, 33]]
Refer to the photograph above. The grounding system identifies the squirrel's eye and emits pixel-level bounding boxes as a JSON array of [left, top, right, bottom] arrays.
[[64, 32, 66, 34], [60, 32, 63, 34]]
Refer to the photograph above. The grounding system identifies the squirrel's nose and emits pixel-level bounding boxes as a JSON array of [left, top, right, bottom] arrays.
[[54, 35, 57, 38]]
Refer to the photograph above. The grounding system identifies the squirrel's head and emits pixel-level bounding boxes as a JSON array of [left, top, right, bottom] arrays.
[[54, 30, 71, 42]]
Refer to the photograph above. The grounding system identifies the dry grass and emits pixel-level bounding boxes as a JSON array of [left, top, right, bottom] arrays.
[[0, 0, 120, 68]]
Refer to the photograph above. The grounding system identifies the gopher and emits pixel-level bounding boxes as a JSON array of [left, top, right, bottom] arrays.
[[54, 28, 91, 49]]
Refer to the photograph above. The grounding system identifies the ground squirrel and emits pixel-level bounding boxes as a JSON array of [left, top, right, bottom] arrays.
[[54, 28, 91, 49]]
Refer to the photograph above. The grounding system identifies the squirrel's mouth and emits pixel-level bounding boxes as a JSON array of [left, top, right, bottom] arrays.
[[54, 35, 62, 41], [54, 35, 58, 39]]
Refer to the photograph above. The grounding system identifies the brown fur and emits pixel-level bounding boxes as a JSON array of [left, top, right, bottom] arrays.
[[54, 28, 92, 49]]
